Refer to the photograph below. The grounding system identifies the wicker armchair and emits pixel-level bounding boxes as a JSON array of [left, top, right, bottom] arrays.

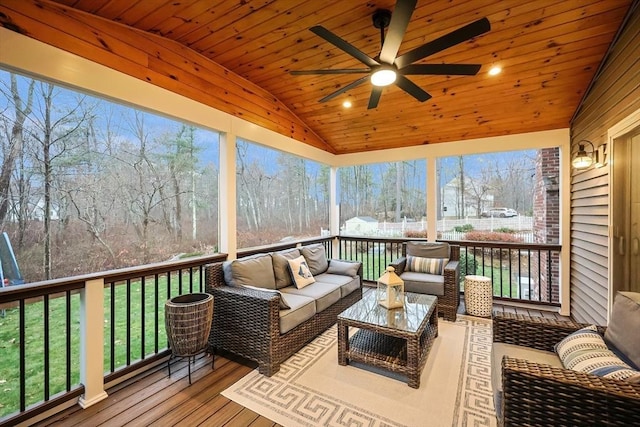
[[493, 313, 640, 426], [390, 242, 460, 321], [204, 261, 362, 376]]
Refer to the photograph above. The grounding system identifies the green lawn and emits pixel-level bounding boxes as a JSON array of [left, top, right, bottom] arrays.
[[0, 271, 199, 418]]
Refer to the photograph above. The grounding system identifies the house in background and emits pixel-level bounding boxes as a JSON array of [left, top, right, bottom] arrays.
[[344, 216, 379, 235], [440, 177, 494, 218]]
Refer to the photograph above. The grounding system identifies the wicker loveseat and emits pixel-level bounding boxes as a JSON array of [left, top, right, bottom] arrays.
[[205, 243, 362, 376], [492, 292, 640, 426], [389, 241, 460, 321]]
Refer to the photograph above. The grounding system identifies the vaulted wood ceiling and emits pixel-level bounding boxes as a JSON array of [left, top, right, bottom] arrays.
[[4, 0, 634, 154]]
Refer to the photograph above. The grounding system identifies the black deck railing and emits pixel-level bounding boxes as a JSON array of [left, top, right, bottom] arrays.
[[0, 253, 225, 426], [0, 235, 561, 425], [439, 239, 562, 305], [338, 236, 561, 306]]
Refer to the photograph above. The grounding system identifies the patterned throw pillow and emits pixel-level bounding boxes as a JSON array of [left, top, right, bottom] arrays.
[[287, 255, 316, 289], [406, 255, 448, 275], [555, 325, 640, 382]]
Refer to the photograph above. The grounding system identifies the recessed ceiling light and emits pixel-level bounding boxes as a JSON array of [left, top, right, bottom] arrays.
[[488, 66, 502, 76], [343, 100, 352, 108]]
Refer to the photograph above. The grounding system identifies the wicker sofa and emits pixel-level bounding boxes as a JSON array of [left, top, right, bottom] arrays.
[[205, 243, 362, 376], [390, 241, 460, 321], [492, 292, 640, 426]]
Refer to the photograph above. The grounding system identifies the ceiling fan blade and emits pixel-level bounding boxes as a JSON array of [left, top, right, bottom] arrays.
[[401, 63, 482, 75], [319, 75, 369, 103], [310, 26, 379, 68], [379, 0, 417, 64], [367, 87, 383, 109], [395, 17, 491, 69], [291, 68, 371, 75], [395, 75, 432, 102]]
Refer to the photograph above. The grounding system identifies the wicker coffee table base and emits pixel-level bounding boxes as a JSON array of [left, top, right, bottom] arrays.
[[337, 304, 438, 388]]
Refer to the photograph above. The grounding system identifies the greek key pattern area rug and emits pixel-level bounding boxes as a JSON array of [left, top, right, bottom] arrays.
[[222, 315, 495, 427]]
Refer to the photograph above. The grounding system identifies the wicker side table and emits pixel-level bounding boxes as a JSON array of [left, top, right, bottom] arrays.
[[464, 275, 492, 317], [165, 293, 214, 384]]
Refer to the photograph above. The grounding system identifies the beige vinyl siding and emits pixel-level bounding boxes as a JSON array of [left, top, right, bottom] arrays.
[[570, 4, 640, 324]]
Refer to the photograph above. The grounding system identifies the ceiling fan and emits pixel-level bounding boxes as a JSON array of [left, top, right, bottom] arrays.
[[291, 0, 491, 109]]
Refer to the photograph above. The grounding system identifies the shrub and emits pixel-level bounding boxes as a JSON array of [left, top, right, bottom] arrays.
[[464, 231, 524, 243], [404, 230, 428, 238], [495, 227, 516, 233], [453, 224, 474, 232], [458, 251, 478, 286]]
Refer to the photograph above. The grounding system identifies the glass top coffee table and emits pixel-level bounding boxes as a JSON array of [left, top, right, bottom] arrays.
[[337, 290, 438, 388]]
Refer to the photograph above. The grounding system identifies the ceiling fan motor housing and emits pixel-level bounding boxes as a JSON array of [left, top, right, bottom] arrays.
[[373, 9, 392, 29]]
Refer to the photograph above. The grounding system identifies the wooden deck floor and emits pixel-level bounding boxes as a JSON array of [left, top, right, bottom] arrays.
[[34, 354, 271, 427], [34, 300, 567, 427]]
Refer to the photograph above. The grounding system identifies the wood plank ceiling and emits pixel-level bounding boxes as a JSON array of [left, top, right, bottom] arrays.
[[33, 1, 636, 153]]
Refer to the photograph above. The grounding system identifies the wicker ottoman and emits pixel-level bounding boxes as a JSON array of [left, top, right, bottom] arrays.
[[464, 275, 492, 318]]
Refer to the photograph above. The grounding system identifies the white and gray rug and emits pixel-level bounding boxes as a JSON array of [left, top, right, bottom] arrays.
[[222, 315, 496, 427]]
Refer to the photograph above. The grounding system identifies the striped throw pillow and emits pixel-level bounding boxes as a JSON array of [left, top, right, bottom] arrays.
[[406, 255, 448, 275], [555, 325, 640, 382]]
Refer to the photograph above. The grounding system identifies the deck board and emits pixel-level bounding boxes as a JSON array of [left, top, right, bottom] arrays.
[[34, 299, 567, 427]]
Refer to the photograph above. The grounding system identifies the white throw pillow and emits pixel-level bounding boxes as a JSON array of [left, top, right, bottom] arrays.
[[287, 255, 315, 289]]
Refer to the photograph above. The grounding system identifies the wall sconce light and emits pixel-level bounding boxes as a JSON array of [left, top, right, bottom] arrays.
[[572, 140, 608, 169], [572, 140, 595, 169]]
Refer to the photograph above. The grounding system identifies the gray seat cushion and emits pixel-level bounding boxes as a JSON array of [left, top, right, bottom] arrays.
[[406, 242, 450, 258], [278, 293, 316, 334], [604, 291, 640, 369], [314, 273, 360, 298], [280, 282, 341, 313], [491, 342, 562, 415], [400, 271, 445, 296], [271, 248, 301, 289]]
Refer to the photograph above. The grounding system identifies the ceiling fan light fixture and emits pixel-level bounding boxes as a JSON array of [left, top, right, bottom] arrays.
[[488, 66, 502, 76], [371, 66, 397, 86]]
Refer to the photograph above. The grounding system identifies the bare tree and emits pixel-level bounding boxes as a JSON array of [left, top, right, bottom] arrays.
[[0, 74, 34, 225], [466, 163, 494, 217], [29, 83, 89, 279], [457, 156, 466, 218]]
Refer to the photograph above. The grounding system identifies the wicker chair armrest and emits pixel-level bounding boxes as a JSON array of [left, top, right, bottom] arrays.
[[389, 257, 407, 275], [210, 284, 280, 328], [205, 262, 226, 289], [501, 356, 640, 425], [443, 259, 459, 274], [443, 258, 459, 285], [493, 312, 603, 352], [449, 244, 460, 261], [211, 284, 279, 302]]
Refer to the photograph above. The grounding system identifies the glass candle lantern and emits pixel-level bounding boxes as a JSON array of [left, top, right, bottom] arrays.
[[377, 266, 405, 309]]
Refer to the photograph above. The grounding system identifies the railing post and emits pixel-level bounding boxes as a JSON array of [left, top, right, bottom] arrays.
[[78, 278, 108, 408]]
